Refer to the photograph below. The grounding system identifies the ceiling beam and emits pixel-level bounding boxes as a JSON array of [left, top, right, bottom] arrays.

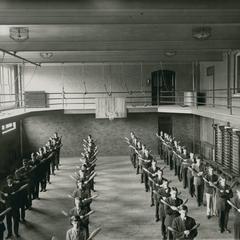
[[0, 9, 240, 25], [0, 40, 239, 52]]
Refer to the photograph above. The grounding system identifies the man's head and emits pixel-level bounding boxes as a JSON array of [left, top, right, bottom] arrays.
[[130, 132, 135, 139], [196, 157, 201, 165], [179, 205, 188, 219], [137, 141, 141, 148], [183, 148, 187, 155], [6, 175, 13, 186], [31, 152, 36, 160], [74, 197, 81, 209], [178, 146, 181, 153], [162, 180, 169, 189], [219, 176, 226, 186], [87, 135, 92, 142], [70, 216, 81, 229], [208, 166, 213, 175], [170, 187, 178, 199], [22, 159, 28, 168], [144, 149, 149, 156], [236, 184, 240, 198], [152, 160, 157, 168], [157, 169, 163, 177], [77, 180, 83, 190]]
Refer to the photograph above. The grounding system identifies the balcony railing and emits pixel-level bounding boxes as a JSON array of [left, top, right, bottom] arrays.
[[0, 88, 240, 115]]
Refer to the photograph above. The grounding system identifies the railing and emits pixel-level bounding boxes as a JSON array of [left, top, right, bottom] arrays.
[[0, 88, 240, 115]]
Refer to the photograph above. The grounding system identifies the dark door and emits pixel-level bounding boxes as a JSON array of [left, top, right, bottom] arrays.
[[158, 114, 172, 135], [151, 70, 176, 105]]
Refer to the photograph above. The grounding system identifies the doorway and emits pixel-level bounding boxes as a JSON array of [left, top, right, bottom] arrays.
[[151, 70, 176, 105]]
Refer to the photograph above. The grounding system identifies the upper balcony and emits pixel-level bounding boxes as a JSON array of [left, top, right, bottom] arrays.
[[0, 88, 239, 123]]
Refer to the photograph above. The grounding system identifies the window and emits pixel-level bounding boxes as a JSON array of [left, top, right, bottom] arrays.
[[1, 122, 16, 135], [0, 65, 16, 110]]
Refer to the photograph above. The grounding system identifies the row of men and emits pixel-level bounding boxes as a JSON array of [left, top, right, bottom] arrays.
[[126, 131, 240, 239], [156, 130, 240, 239], [61, 135, 101, 240], [125, 132, 199, 240], [0, 132, 63, 240]]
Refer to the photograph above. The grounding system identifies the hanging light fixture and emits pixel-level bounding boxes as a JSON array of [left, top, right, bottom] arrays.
[[164, 50, 177, 57], [40, 52, 54, 59], [9, 27, 29, 42], [192, 26, 212, 40]]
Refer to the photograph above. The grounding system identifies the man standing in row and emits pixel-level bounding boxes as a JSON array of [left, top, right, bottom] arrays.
[[3, 176, 20, 239], [171, 205, 198, 240], [204, 166, 218, 219]]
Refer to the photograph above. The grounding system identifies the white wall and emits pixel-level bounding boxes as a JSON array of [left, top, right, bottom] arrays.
[[23, 63, 193, 108]]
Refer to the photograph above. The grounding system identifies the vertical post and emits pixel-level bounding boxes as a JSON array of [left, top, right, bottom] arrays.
[[157, 71, 160, 106], [14, 65, 19, 108], [22, 62, 26, 112], [212, 70, 215, 107], [195, 61, 201, 108], [19, 120, 23, 158], [227, 51, 231, 110], [62, 86, 65, 109], [192, 61, 195, 106]]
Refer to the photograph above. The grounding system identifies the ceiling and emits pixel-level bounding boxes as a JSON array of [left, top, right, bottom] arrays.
[[0, 0, 240, 64]]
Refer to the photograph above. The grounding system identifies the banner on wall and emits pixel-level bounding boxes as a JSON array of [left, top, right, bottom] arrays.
[[95, 97, 127, 119]]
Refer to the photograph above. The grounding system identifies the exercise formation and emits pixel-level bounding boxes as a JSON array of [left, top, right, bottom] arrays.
[[0, 132, 62, 240], [125, 131, 240, 240], [62, 135, 101, 240], [1, 130, 240, 239]]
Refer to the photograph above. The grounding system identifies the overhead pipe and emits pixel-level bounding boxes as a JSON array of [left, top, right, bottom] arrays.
[[0, 49, 41, 67]]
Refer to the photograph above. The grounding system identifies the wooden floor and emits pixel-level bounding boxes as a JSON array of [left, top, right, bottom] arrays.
[[4, 155, 235, 240]]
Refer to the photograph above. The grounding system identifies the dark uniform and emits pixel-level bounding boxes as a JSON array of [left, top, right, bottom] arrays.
[[157, 133, 164, 160], [155, 186, 171, 239], [53, 134, 62, 168], [162, 138, 168, 164], [180, 154, 191, 189], [167, 142, 174, 170], [165, 196, 183, 240], [66, 227, 87, 240], [142, 153, 153, 192], [29, 154, 41, 200], [68, 207, 90, 239], [15, 162, 32, 212], [135, 144, 142, 174], [3, 179, 20, 238], [0, 201, 6, 240], [175, 148, 183, 182], [172, 148, 178, 176], [192, 162, 204, 206], [66, 216, 87, 240], [233, 195, 240, 240], [187, 166, 194, 198], [148, 165, 160, 206], [37, 151, 48, 192], [216, 182, 233, 233], [172, 215, 198, 240]]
